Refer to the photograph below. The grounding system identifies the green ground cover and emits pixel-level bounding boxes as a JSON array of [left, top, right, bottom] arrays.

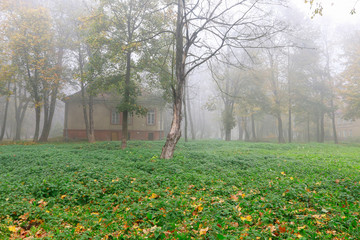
[[0, 141, 359, 239]]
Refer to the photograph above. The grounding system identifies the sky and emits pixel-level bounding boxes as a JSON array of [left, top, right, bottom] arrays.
[[290, 0, 360, 26]]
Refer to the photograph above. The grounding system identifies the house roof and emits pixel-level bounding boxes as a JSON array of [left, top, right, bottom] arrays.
[[63, 90, 165, 107]]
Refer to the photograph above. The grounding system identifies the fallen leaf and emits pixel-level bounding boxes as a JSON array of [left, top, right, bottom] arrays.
[[240, 215, 252, 221], [199, 227, 209, 235], [150, 193, 159, 199], [297, 226, 306, 230], [230, 195, 239, 201], [8, 226, 17, 232]]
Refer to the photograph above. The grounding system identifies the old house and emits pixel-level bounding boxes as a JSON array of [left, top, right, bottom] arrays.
[[63, 92, 165, 141]]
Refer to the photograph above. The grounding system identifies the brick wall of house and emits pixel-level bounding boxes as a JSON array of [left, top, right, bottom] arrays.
[[65, 129, 163, 141]]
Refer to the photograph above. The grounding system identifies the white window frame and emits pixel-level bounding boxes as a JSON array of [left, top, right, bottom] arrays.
[[111, 110, 120, 125], [147, 109, 155, 125]]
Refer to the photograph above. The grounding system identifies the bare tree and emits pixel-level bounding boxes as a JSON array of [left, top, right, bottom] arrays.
[[161, 0, 283, 158]]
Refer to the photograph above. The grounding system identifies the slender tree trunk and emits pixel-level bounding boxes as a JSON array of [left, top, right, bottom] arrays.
[[320, 111, 325, 143], [238, 117, 242, 140], [161, 0, 184, 159], [277, 114, 285, 143], [242, 117, 249, 141], [186, 85, 195, 140], [81, 82, 90, 139], [251, 114, 256, 141], [316, 113, 320, 142], [307, 113, 310, 142], [33, 104, 41, 142], [88, 94, 95, 143], [0, 81, 11, 141], [121, 50, 132, 149], [14, 90, 29, 141], [287, 47, 292, 143], [331, 100, 338, 144], [183, 88, 188, 142]]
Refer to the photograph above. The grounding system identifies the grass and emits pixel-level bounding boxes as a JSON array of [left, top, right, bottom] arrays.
[[0, 140, 359, 239]]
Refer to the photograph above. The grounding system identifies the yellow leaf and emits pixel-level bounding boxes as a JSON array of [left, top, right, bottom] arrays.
[[8, 225, 17, 232], [61, 195, 67, 199], [297, 225, 306, 230], [150, 193, 159, 199], [241, 215, 252, 221], [294, 233, 302, 238], [197, 205, 204, 212], [199, 227, 209, 235], [290, 177, 294, 180], [281, 172, 286, 176]]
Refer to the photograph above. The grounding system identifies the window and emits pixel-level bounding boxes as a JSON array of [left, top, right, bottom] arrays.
[[111, 110, 120, 125], [147, 110, 155, 125]]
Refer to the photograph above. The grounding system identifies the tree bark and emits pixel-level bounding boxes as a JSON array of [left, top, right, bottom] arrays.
[[277, 114, 285, 143], [0, 81, 11, 141], [39, 48, 64, 142], [242, 117, 249, 141], [331, 100, 338, 144], [183, 88, 188, 142], [250, 114, 256, 141], [121, 50, 132, 149], [88, 94, 95, 143], [307, 113, 310, 142], [81, 82, 90, 139], [33, 104, 41, 142], [238, 117, 243, 140], [186, 84, 195, 140], [161, 0, 184, 159], [320, 111, 325, 143]]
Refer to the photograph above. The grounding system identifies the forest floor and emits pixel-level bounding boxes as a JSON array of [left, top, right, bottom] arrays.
[[0, 141, 360, 239]]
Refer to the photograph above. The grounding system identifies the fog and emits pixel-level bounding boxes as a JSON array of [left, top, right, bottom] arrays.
[[1, 0, 360, 144]]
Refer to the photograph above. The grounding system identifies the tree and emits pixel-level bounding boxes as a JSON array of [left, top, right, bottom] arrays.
[[4, 3, 56, 141], [97, 0, 167, 149], [341, 31, 360, 120], [161, 0, 282, 158]]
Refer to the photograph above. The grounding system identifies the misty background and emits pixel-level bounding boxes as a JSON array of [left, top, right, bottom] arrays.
[[0, 0, 360, 143]]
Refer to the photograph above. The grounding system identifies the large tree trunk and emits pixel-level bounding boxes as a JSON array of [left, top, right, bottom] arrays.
[[161, 94, 183, 159], [39, 86, 59, 141], [39, 48, 63, 142], [0, 81, 10, 141], [225, 128, 231, 141], [161, 0, 184, 159], [277, 114, 285, 143]]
